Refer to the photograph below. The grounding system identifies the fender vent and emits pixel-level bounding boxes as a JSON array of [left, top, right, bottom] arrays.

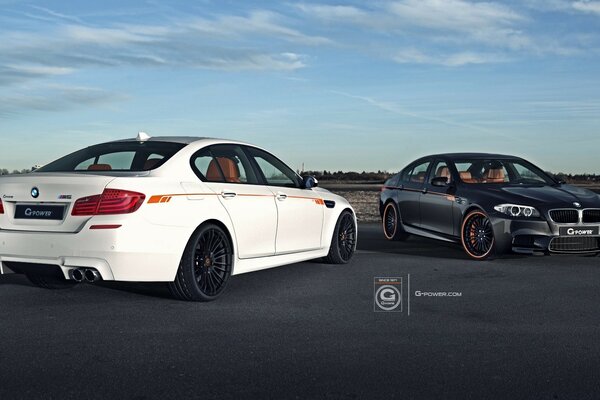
[[324, 200, 336, 209]]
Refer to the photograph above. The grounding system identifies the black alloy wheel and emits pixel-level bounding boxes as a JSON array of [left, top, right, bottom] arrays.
[[382, 202, 409, 241], [170, 224, 233, 301], [324, 210, 357, 264], [461, 210, 495, 260]]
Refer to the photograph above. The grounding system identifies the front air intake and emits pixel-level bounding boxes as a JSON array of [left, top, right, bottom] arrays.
[[549, 237, 600, 253]]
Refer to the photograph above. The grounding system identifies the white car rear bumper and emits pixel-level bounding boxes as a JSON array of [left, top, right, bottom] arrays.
[[0, 221, 188, 282]]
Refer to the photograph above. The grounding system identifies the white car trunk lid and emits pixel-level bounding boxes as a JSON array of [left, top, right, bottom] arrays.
[[0, 173, 116, 232]]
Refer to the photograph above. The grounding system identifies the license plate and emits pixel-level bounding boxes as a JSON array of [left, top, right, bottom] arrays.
[[14, 204, 65, 221], [559, 226, 600, 236]]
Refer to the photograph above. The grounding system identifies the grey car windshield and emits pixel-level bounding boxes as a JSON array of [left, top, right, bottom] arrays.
[[454, 159, 554, 185]]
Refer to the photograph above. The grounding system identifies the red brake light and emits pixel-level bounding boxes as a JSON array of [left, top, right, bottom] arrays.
[[0, 199, 4, 214], [72, 195, 101, 216], [72, 189, 145, 216]]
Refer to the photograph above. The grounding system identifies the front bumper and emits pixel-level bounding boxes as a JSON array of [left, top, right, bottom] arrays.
[[0, 219, 189, 282], [491, 215, 600, 255]]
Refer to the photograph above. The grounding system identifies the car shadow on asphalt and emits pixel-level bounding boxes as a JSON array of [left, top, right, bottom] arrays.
[[357, 223, 528, 261], [0, 274, 31, 286], [96, 281, 173, 299], [0, 273, 175, 299]]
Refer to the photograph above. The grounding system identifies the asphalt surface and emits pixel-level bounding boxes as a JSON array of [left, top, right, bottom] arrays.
[[1, 223, 599, 400]]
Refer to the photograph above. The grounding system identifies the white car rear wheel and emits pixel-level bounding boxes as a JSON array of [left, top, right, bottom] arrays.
[[169, 223, 233, 301]]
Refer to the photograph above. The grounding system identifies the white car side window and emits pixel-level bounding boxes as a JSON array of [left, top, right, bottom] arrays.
[[254, 157, 296, 187]]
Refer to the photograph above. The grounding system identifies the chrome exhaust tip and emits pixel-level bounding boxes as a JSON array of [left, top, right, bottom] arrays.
[[83, 269, 101, 283], [69, 268, 84, 283]]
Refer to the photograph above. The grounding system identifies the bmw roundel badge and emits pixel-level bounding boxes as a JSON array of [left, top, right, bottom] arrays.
[[31, 187, 40, 199], [573, 202, 581, 208]]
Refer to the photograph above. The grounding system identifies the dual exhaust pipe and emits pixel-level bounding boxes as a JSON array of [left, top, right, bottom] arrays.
[[68, 268, 101, 283]]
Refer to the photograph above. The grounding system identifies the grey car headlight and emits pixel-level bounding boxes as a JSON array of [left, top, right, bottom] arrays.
[[494, 204, 540, 218]]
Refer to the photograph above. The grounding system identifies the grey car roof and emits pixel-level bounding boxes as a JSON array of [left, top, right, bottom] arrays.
[[423, 153, 522, 160]]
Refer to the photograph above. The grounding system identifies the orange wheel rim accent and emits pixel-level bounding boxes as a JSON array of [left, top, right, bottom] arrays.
[[461, 211, 494, 259]]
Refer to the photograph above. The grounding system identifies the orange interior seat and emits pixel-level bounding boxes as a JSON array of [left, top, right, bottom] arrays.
[[460, 171, 476, 183], [436, 166, 451, 183], [88, 164, 112, 171], [206, 157, 241, 183], [486, 168, 505, 183]]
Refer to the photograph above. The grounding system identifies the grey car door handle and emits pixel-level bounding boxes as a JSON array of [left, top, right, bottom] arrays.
[[276, 193, 288, 201], [221, 191, 237, 198]]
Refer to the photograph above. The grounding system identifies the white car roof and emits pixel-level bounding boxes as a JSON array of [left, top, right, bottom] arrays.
[[112, 136, 217, 145]]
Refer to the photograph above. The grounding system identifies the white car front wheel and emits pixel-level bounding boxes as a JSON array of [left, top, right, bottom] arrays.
[[324, 210, 357, 264]]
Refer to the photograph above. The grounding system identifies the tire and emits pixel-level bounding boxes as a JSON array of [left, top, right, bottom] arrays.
[[324, 210, 357, 264], [382, 202, 410, 241], [461, 210, 497, 260], [169, 223, 233, 302], [26, 273, 77, 290]]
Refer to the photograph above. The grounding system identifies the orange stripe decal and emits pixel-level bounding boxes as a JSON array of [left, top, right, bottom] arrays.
[[148, 192, 326, 205], [148, 195, 172, 204]]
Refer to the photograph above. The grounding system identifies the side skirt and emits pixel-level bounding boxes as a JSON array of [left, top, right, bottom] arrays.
[[233, 248, 330, 275], [403, 225, 460, 244]]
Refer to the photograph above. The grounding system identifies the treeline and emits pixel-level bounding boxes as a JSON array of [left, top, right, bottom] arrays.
[[302, 170, 600, 184], [0, 169, 31, 175], [302, 170, 392, 182], [2, 168, 599, 184], [553, 173, 600, 184]]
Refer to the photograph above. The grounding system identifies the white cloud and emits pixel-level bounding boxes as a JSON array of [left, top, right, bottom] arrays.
[[387, 0, 525, 32], [28, 5, 84, 24], [0, 85, 126, 118], [331, 90, 491, 133], [524, 0, 600, 14], [185, 10, 332, 45], [295, 1, 596, 63], [63, 25, 161, 45], [441, 52, 509, 66], [6, 64, 73, 76], [572, 1, 600, 14], [392, 49, 432, 64], [0, 10, 320, 86], [0, 7, 321, 116], [294, 4, 369, 21], [296, 0, 528, 47], [393, 49, 508, 66]]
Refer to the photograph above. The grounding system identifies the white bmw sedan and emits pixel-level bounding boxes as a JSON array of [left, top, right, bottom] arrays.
[[0, 135, 357, 301]]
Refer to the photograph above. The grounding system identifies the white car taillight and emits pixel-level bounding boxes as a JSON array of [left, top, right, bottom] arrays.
[[0, 199, 4, 214], [72, 189, 146, 216]]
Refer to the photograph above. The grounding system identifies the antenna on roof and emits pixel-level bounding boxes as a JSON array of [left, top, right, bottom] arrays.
[[137, 131, 151, 142]]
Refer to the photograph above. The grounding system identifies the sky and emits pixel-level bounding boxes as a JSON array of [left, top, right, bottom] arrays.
[[0, 0, 599, 173]]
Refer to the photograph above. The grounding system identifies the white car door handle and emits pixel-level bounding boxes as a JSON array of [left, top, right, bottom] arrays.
[[276, 193, 287, 201], [221, 191, 237, 198]]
